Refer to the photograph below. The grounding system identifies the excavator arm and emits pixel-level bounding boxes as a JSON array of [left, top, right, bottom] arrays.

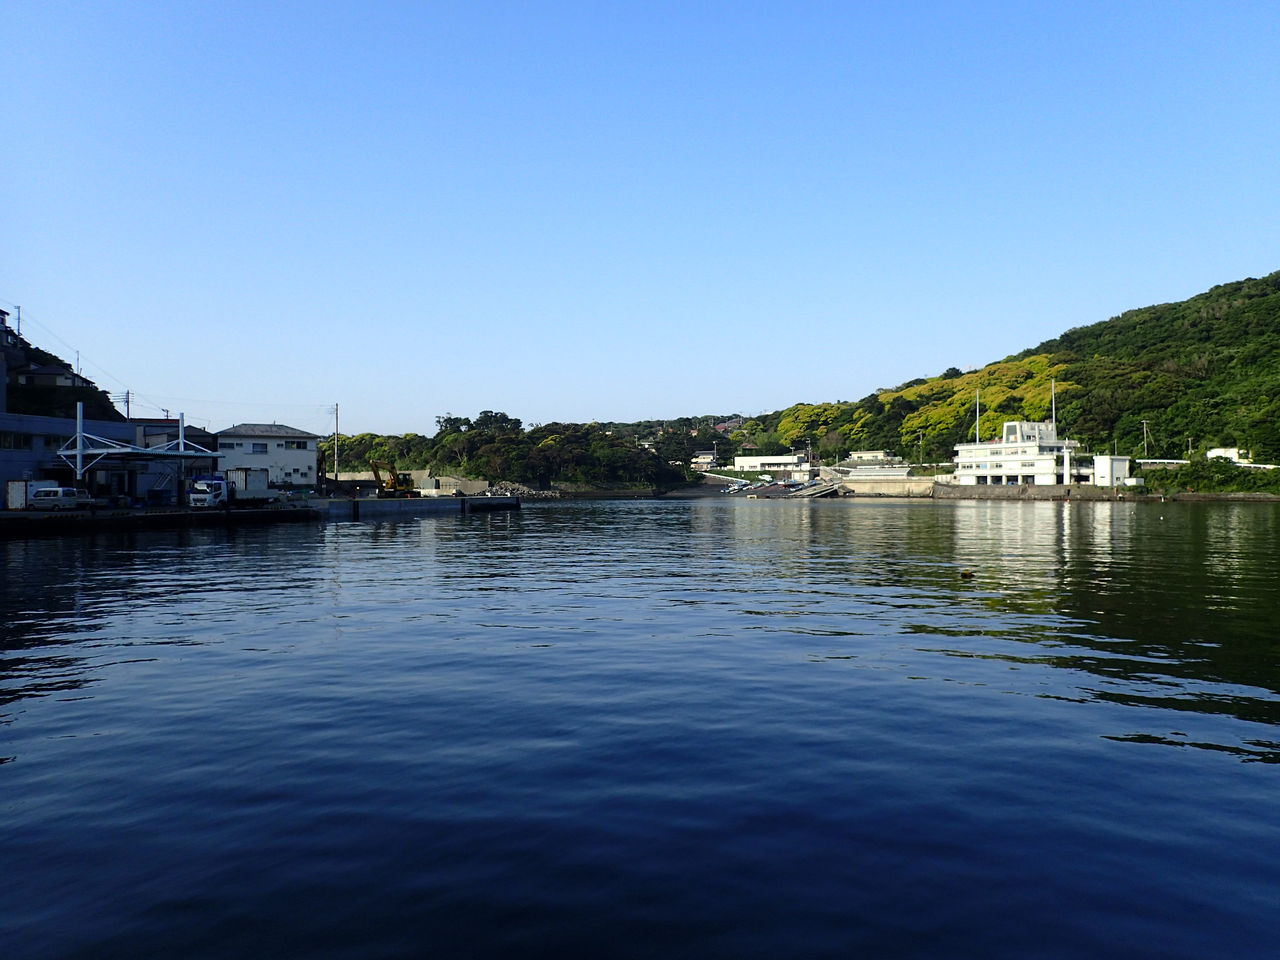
[[369, 459, 415, 496]]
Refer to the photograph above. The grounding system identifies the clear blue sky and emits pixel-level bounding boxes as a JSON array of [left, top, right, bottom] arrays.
[[4, 1, 1278, 436]]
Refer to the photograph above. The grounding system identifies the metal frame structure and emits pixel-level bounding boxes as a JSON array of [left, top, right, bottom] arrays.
[[57, 403, 222, 480]]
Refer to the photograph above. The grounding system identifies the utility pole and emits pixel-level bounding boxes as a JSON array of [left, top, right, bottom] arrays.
[[918, 430, 925, 465], [1140, 420, 1151, 457], [333, 403, 340, 486]]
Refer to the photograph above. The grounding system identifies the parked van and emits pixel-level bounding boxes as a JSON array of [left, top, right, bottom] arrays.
[[27, 487, 94, 511]]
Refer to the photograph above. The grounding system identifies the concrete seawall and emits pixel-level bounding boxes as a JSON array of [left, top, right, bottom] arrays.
[[0, 504, 321, 539], [321, 496, 520, 520], [832, 477, 936, 498], [0, 496, 521, 539], [931, 483, 1137, 501]]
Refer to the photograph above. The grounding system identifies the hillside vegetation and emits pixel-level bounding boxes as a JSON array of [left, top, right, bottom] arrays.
[[323, 412, 688, 490], [321, 270, 1280, 485], [739, 270, 1280, 463]]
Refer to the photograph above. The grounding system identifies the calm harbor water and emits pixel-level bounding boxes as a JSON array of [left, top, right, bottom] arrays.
[[2, 498, 1278, 958]]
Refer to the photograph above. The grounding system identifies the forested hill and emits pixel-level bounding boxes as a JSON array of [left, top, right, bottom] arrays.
[[740, 270, 1280, 463], [325, 269, 1280, 484], [2, 327, 123, 422]]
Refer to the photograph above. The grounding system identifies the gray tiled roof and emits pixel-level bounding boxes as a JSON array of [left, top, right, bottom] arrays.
[[218, 423, 320, 439]]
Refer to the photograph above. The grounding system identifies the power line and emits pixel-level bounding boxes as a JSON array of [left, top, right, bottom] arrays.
[[1, 297, 336, 426], [0, 297, 137, 393]]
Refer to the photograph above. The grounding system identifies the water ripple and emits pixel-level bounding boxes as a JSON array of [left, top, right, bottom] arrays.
[[1, 500, 1278, 958]]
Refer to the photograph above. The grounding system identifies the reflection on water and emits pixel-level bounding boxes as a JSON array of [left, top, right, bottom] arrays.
[[4, 502, 1278, 755], [1, 527, 327, 713], [939, 501, 1280, 758], [2, 500, 1278, 958]]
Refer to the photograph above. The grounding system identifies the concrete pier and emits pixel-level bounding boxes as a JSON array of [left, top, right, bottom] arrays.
[[0, 496, 520, 539]]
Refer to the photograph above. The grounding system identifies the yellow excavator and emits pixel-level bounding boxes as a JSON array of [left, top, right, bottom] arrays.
[[369, 460, 418, 498]]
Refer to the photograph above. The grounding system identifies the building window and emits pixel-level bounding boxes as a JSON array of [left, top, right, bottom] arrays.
[[252, 443, 268, 454], [283, 440, 309, 450], [0, 431, 33, 450]]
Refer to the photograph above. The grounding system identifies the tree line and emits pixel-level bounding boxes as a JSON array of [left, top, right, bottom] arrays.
[[320, 270, 1280, 486], [321, 411, 688, 489]]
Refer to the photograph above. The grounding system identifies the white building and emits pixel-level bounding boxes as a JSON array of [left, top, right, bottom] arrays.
[[842, 450, 894, 464], [217, 423, 319, 486], [953, 420, 1132, 487], [732, 453, 815, 480], [1092, 456, 1132, 486]]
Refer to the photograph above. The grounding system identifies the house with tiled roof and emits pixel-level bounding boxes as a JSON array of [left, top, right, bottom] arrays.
[[9, 362, 92, 389], [216, 423, 320, 486], [691, 449, 718, 469]]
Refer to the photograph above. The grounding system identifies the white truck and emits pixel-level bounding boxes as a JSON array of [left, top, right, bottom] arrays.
[[189, 468, 283, 508]]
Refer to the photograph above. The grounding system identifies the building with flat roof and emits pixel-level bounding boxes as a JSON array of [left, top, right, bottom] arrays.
[[952, 420, 1132, 487], [732, 453, 815, 480]]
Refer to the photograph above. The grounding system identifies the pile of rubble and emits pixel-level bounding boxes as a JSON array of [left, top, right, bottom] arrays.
[[487, 482, 561, 500]]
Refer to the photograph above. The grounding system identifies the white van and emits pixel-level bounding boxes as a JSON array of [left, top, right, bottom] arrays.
[[27, 487, 94, 511]]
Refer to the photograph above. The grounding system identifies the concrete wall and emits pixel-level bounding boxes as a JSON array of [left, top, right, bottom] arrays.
[[322, 496, 519, 520], [933, 483, 1138, 501], [336, 470, 489, 495], [834, 477, 936, 497]]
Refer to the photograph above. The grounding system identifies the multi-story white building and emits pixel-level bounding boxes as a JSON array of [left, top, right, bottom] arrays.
[[216, 423, 319, 486], [953, 420, 1131, 487]]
